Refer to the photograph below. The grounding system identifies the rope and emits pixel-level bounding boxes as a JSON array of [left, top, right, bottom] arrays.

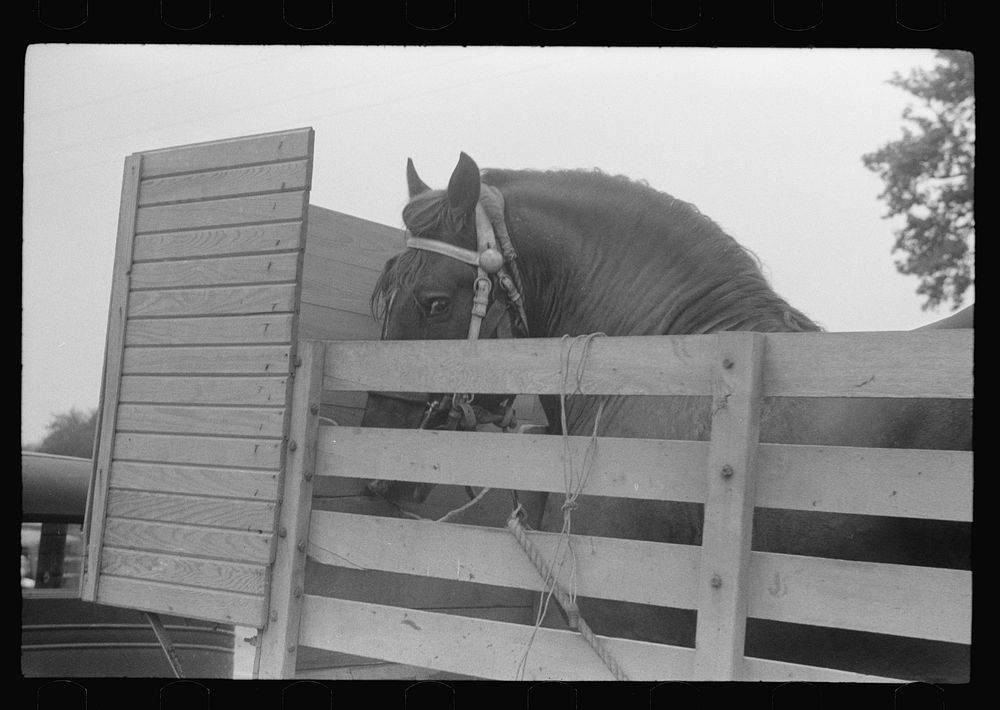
[[507, 510, 629, 680], [511, 332, 629, 681]]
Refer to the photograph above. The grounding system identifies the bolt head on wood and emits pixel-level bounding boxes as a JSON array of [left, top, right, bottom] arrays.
[[722, 357, 734, 369], [297, 540, 307, 552], [278, 527, 287, 538], [288, 439, 297, 452], [288, 644, 296, 654], [711, 574, 723, 588], [310, 403, 319, 415], [721, 464, 734, 478]]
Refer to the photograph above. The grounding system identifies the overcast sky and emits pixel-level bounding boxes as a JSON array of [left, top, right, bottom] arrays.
[[21, 45, 969, 446]]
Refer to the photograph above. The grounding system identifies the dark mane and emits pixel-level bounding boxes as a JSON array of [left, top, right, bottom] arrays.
[[373, 167, 820, 335]]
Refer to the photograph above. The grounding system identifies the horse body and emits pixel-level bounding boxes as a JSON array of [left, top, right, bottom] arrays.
[[362, 153, 971, 680]]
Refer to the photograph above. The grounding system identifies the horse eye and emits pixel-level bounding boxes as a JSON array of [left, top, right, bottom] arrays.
[[426, 297, 450, 316]]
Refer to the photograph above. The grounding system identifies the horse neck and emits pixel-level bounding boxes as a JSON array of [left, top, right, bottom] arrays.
[[505, 193, 819, 338]]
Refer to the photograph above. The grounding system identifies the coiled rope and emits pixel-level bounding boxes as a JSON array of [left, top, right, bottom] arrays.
[[510, 333, 629, 681]]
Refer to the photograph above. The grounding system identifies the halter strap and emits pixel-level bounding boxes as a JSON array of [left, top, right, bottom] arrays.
[[403, 236, 481, 266]]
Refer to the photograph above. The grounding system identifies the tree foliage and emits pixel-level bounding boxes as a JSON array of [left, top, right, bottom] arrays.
[[863, 50, 974, 311], [34, 407, 98, 458]]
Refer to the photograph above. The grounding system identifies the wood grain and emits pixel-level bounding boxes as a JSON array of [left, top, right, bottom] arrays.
[[128, 284, 298, 318], [322, 336, 715, 396], [83, 154, 142, 602], [120, 375, 288, 406], [139, 128, 312, 178], [110, 461, 280, 501], [299, 595, 696, 681], [113, 432, 283, 470], [321, 330, 972, 399], [693, 333, 764, 680], [748, 551, 971, 644], [756, 444, 972, 521], [257, 340, 326, 679], [130, 252, 301, 289], [305, 205, 405, 272], [136, 191, 308, 233], [122, 345, 291, 376], [104, 517, 272, 563], [100, 546, 268, 595], [307, 510, 701, 609], [138, 159, 310, 206], [315, 426, 708, 502], [764, 330, 973, 399], [125, 314, 295, 347], [116, 403, 286, 438], [298, 303, 380, 341], [133, 222, 304, 261], [106, 489, 277, 532], [97, 574, 265, 627]]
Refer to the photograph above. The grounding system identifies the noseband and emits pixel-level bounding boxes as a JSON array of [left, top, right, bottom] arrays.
[[402, 183, 530, 431]]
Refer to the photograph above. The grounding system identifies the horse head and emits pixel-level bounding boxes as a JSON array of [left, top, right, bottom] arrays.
[[362, 153, 527, 503]]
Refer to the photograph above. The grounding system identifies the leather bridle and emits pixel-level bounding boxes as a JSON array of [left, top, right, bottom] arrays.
[[399, 183, 530, 432]]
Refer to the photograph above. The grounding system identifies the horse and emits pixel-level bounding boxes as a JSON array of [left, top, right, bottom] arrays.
[[359, 152, 972, 681]]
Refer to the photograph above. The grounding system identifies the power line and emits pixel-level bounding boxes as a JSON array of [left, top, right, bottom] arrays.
[[25, 50, 500, 160], [27, 48, 303, 119], [25, 50, 595, 180]]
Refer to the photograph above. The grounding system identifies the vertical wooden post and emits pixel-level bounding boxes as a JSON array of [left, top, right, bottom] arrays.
[[255, 339, 326, 679], [82, 154, 142, 601], [692, 332, 765, 680]]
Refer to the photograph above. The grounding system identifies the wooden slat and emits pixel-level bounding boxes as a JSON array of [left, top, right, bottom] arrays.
[[125, 314, 295, 347], [123, 345, 291, 375], [321, 330, 973, 399], [301, 254, 383, 313], [130, 252, 301, 289], [307, 511, 700, 609], [741, 657, 904, 683], [139, 128, 312, 178], [106, 490, 276, 532], [83, 154, 142, 602], [257, 340, 326, 679], [113, 432, 282, 470], [133, 222, 304, 261], [97, 575, 265, 627], [764, 330, 973, 399], [138, 159, 310, 205], [320, 390, 369, 409], [299, 595, 697, 681], [748, 552, 971, 645], [120, 375, 288, 406], [315, 426, 708, 503], [298, 303, 380, 341], [128, 284, 298, 318], [693, 333, 765, 680], [305, 204, 405, 272], [116, 404, 286, 438], [323, 337, 715, 396], [756, 444, 972, 521], [100, 547, 268, 595], [110, 461, 280, 501], [104, 518, 272, 563], [135, 191, 308, 233]]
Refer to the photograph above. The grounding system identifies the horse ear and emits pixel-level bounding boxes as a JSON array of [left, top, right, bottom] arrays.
[[447, 152, 481, 214], [406, 158, 431, 198]]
